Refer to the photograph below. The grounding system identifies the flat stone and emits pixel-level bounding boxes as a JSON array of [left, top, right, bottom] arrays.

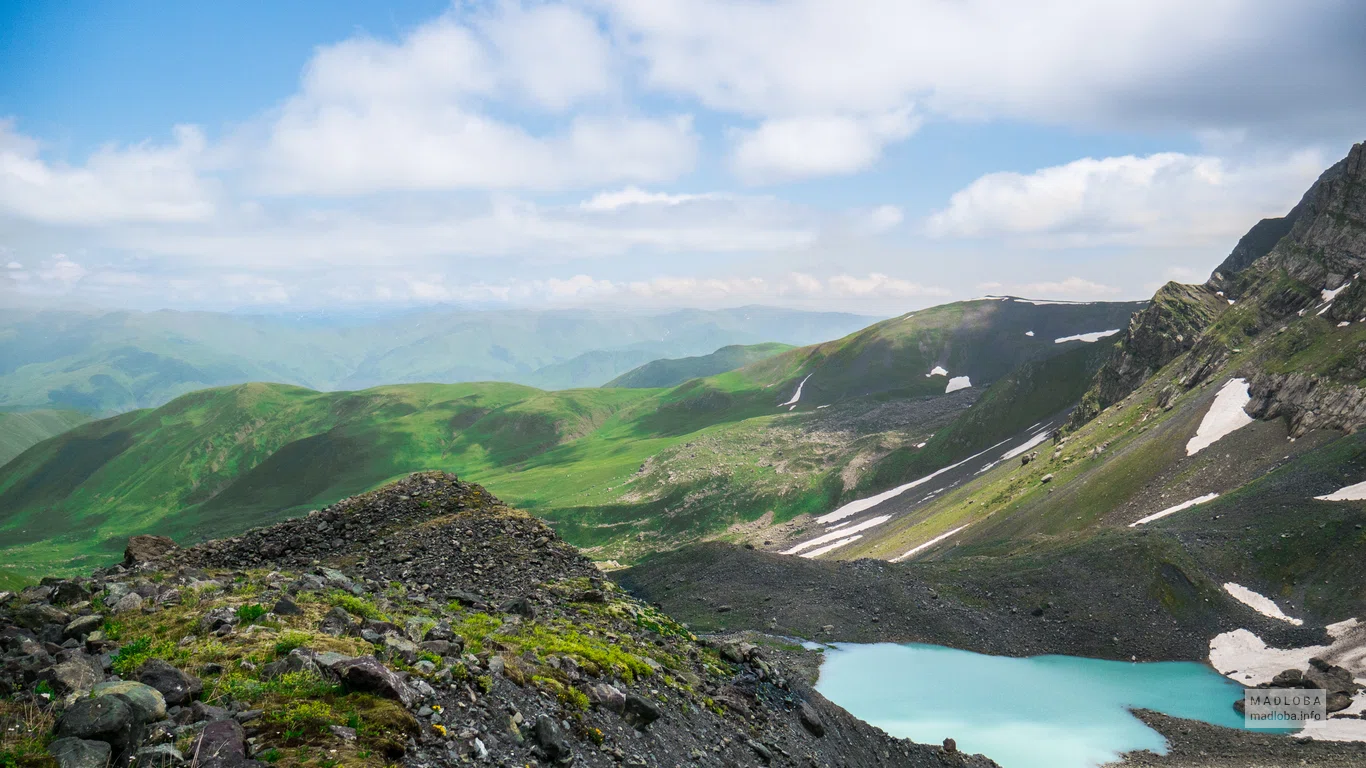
[[48, 737, 113, 768], [93, 680, 167, 723]]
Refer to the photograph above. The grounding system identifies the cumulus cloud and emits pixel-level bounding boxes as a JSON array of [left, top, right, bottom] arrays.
[[604, 0, 1366, 138], [730, 109, 919, 183], [0, 122, 215, 225], [927, 151, 1327, 246], [251, 4, 696, 194]]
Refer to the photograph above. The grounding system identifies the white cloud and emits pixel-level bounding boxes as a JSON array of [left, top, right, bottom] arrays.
[[0, 121, 214, 225], [604, 0, 1366, 138], [730, 109, 918, 183], [927, 151, 1326, 246], [5, 261, 21, 270], [579, 186, 722, 211], [252, 5, 696, 195]]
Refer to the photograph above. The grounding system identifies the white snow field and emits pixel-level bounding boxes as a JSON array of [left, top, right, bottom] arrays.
[[926, 366, 948, 377], [1316, 480, 1366, 501], [814, 440, 1010, 525], [1185, 378, 1255, 456], [945, 376, 971, 393], [782, 515, 892, 555]]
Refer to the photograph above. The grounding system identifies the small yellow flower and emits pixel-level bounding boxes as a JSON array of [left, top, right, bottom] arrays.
[[432, 724, 447, 737]]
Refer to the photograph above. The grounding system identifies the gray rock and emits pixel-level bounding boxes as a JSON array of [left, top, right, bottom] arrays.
[[93, 680, 167, 723], [138, 658, 203, 706], [798, 701, 826, 737], [271, 595, 302, 616], [191, 701, 232, 722], [328, 725, 357, 741], [48, 737, 113, 768], [383, 633, 419, 664], [622, 693, 661, 729], [15, 602, 71, 629], [135, 743, 185, 767], [112, 592, 145, 614], [56, 696, 142, 752], [63, 614, 105, 641], [44, 659, 99, 700], [317, 607, 356, 637], [125, 535, 178, 566], [192, 719, 247, 768], [261, 649, 321, 680], [532, 714, 572, 764], [586, 682, 626, 712], [330, 656, 414, 707]]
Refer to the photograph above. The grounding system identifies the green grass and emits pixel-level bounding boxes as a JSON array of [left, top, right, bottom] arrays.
[[0, 409, 92, 467], [0, 299, 1147, 580], [605, 343, 794, 388]]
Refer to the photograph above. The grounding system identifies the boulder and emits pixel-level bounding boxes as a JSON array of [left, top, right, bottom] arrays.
[[124, 535, 178, 566], [586, 683, 626, 712], [135, 744, 186, 767], [92, 680, 167, 723], [14, 602, 71, 630], [56, 696, 142, 753], [318, 607, 357, 637], [330, 656, 414, 707], [499, 596, 537, 620], [52, 581, 91, 606], [191, 719, 247, 768], [622, 693, 661, 729], [111, 592, 145, 614], [271, 595, 302, 616], [63, 614, 105, 641], [532, 714, 572, 764], [138, 658, 203, 706], [798, 701, 826, 737], [1328, 691, 1355, 713], [44, 659, 99, 700], [48, 737, 113, 768], [383, 633, 419, 664], [261, 649, 321, 680]]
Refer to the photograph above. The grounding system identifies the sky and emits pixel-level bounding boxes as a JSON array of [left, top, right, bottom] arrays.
[[1, 0, 1363, 315]]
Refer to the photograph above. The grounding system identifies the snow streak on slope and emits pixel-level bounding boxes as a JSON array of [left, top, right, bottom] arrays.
[[1223, 582, 1304, 625], [1186, 378, 1255, 456], [891, 525, 968, 563], [1316, 480, 1366, 501], [1128, 493, 1220, 527], [802, 535, 863, 558], [779, 374, 812, 409], [1054, 329, 1121, 344], [783, 515, 891, 555], [815, 440, 1011, 525]]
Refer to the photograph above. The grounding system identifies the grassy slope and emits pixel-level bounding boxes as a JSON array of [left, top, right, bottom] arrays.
[[604, 343, 795, 388], [0, 409, 91, 466], [0, 298, 1146, 583]]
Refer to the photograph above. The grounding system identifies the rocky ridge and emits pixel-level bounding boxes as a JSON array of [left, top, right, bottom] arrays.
[[0, 472, 995, 768]]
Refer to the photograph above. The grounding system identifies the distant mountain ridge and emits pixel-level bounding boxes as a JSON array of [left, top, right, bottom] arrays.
[[0, 305, 878, 414], [605, 343, 794, 388]]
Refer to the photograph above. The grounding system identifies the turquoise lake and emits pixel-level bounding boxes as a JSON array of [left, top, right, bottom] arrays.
[[815, 642, 1264, 768]]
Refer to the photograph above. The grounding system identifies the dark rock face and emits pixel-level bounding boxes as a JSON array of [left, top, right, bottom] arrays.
[[622, 692, 661, 729], [330, 656, 414, 707], [1248, 371, 1366, 437], [124, 535, 178, 566], [798, 700, 826, 737], [47, 737, 113, 768], [56, 696, 143, 755], [137, 658, 203, 706], [192, 719, 248, 768], [532, 714, 573, 763]]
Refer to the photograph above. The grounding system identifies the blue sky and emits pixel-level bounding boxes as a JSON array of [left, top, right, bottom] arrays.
[[1, 1, 1363, 313]]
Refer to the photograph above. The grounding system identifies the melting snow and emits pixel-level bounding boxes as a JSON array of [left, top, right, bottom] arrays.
[[783, 515, 891, 555], [816, 404, 830, 409], [1128, 493, 1220, 527], [1186, 378, 1255, 456], [1223, 582, 1303, 625], [1000, 430, 1052, 462], [1054, 329, 1121, 344], [945, 376, 971, 393], [891, 525, 968, 562], [1210, 629, 1327, 685], [802, 535, 863, 558], [1340, 321, 1353, 328], [1316, 480, 1366, 501], [816, 440, 1010, 524], [779, 374, 812, 408], [1328, 618, 1362, 638], [1324, 283, 1351, 303], [926, 366, 948, 377], [1025, 331, 1035, 337], [1319, 303, 1334, 316]]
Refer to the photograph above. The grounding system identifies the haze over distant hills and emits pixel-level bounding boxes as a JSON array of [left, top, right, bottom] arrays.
[[0, 305, 877, 414]]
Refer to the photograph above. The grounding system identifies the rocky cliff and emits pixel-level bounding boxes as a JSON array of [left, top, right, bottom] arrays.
[[0, 472, 995, 768]]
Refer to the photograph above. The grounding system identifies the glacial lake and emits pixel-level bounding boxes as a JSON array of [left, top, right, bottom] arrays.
[[815, 642, 1268, 768]]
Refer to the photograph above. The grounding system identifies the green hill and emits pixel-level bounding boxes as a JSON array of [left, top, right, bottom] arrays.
[[0, 296, 1145, 584], [0, 306, 877, 413], [0, 409, 91, 467], [605, 343, 795, 388]]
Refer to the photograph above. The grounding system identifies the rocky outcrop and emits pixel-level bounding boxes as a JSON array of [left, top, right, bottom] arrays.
[[1247, 371, 1366, 437], [1069, 282, 1229, 428], [123, 535, 177, 566]]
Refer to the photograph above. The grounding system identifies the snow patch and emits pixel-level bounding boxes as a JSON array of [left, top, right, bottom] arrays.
[[1001, 430, 1052, 462], [945, 376, 971, 393], [926, 366, 948, 377], [1316, 480, 1366, 501], [891, 525, 968, 562], [1012, 298, 1092, 306], [914, 442, 927, 449], [1319, 302, 1334, 316], [1209, 629, 1327, 685], [1025, 331, 1035, 337], [1328, 618, 1362, 638], [802, 535, 862, 558], [779, 374, 812, 408], [1128, 493, 1220, 527], [1185, 378, 1254, 456], [1054, 329, 1121, 344], [783, 515, 891, 555], [816, 440, 1010, 524], [816, 404, 830, 409], [1324, 283, 1351, 303], [1340, 321, 1352, 328], [1223, 582, 1303, 625]]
